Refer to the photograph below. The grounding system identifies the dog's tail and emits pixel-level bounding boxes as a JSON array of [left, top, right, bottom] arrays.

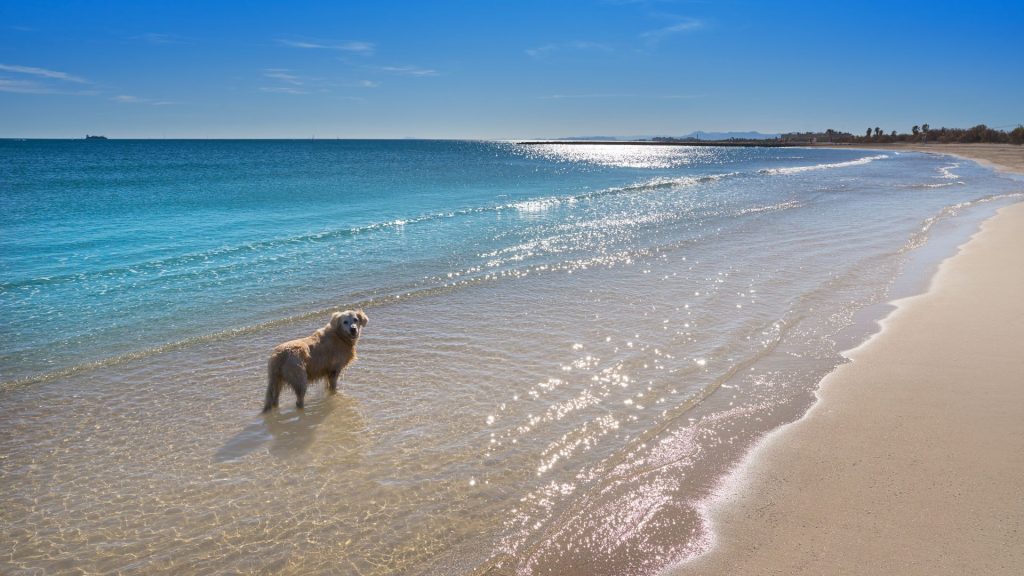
[[263, 356, 279, 413]]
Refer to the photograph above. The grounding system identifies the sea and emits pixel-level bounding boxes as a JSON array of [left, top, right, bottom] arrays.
[[1, 139, 1021, 575]]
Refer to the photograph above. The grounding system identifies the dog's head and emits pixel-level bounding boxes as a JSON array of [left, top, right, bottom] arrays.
[[331, 309, 368, 341]]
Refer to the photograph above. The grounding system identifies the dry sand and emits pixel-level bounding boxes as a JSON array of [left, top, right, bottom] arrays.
[[831, 142, 1024, 174], [668, 154, 1024, 575]]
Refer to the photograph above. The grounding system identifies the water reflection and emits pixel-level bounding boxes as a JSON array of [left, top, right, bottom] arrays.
[[214, 394, 365, 462]]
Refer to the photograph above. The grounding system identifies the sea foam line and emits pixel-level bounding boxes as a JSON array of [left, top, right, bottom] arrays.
[[506, 173, 740, 213], [758, 154, 889, 175], [938, 163, 961, 179], [899, 191, 1024, 253]]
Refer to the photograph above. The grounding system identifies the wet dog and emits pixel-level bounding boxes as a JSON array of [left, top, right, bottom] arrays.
[[264, 309, 368, 412]]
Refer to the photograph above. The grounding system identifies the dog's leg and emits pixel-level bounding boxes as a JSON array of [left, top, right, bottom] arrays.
[[328, 370, 340, 393], [292, 376, 308, 409], [281, 361, 308, 409], [264, 378, 284, 412]]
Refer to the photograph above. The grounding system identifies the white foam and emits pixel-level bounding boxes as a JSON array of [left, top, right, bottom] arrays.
[[735, 199, 803, 216], [938, 163, 961, 179], [759, 154, 888, 175]]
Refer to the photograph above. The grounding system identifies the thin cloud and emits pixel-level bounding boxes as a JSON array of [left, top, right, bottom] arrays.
[[526, 41, 613, 58], [354, 80, 380, 88], [278, 40, 324, 49], [112, 95, 175, 105], [540, 93, 705, 100], [540, 93, 633, 99], [277, 38, 375, 55], [525, 44, 557, 58], [340, 41, 375, 54], [641, 18, 705, 42], [131, 33, 190, 45], [377, 65, 439, 77], [260, 86, 308, 95], [0, 78, 55, 94], [260, 68, 347, 94], [264, 69, 303, 85], [0, 63, 95, 95], [604, 0, 714, 5], [0, 63, 88, 83]]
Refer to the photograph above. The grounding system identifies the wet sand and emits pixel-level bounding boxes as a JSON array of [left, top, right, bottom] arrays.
[[669, 196, 1024, 575]]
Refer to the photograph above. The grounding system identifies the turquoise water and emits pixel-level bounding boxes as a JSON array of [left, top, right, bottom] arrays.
[[2, 140, 1016, 386], [1, 140, 817, 383], [1, 140, 1021, 575]]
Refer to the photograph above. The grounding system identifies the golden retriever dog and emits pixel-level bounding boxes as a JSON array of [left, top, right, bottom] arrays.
[[263, 309, 368, 413]]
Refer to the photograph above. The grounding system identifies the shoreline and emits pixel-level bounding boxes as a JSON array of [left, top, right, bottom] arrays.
[[668, 157, 1024, 574], [820, 142, 1024, 175], [4, 143, 1021, 574]]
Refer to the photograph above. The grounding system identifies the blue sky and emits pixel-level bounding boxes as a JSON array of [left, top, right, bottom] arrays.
[[1, 0, 1021, 139]]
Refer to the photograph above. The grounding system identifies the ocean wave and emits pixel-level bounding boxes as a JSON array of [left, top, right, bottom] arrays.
[[2, 173, 744, 292], [478, 195, 804, 275], [938, 163, 960, 179], [758, 154, 888, 175], [900, 181, 965, 189], [507, 172, 740, 214], [900, 191, 1024, 253], [897, 164, 964, 189], [0, 242, 665, 390], [486, 311, 802, 576], [616, 172, 739, 192], [735, 199, 804, 215]]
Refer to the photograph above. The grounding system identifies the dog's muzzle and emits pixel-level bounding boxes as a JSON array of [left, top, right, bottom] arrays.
[[349, 327, 359, 338]]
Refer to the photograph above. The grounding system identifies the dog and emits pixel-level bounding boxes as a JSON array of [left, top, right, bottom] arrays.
[[264, 309, 368, 413]]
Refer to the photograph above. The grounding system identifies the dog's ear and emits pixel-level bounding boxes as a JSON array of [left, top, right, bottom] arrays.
[[356, 310, 368, 327], [330, 311, 345, 329]]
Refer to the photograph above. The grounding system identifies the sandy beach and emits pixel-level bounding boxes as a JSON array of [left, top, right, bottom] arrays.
[[670, 147, 1024, 575], [828, 142, 1024, 174], [4, 141, 1021, 574]]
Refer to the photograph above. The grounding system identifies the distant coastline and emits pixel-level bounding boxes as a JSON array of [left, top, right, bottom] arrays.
[[517, 139, 795, 147], [522, 124, 1023, 148]]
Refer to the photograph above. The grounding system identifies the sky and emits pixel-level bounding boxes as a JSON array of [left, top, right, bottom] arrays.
[[1, 0, 1021, 139]]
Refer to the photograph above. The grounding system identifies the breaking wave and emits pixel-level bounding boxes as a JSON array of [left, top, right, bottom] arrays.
[[759, 154, 889, 175]]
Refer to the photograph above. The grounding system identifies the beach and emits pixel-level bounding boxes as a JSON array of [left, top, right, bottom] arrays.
[[2, 141, 1022, 575], [829, 142, 1024, 174], [670, 146, 1024, 575], [5, 0, 1023, 573]]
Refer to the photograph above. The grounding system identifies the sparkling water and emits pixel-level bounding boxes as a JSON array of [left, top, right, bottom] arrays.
[[1, 140, 1020, 574]]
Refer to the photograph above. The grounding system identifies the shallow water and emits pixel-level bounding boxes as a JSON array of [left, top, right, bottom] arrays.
[[1, 141, 1021, 574]]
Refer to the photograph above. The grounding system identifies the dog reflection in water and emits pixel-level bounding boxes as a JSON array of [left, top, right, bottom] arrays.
[[264, 309, 368, 413]]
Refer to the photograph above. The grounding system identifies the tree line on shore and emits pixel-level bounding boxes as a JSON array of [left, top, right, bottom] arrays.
[[786, 124, 1024, 145]]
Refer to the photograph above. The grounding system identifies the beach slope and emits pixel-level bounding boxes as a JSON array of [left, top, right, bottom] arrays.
[[670, 200, 1024, 575], [832, 142, 1024, 174]]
